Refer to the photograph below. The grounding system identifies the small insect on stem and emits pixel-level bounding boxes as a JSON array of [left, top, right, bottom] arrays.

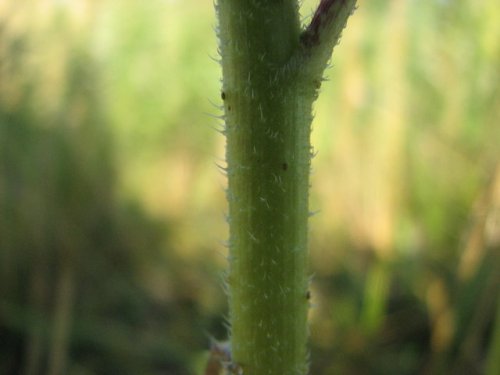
[[282, 162, 288, 171], [221, 91, 226, 100]]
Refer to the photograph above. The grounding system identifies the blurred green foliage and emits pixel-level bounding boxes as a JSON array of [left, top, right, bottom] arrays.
[[0, 1, 499, 374]]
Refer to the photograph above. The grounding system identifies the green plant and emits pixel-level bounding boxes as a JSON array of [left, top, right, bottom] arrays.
[[215, 1, 357, 373]]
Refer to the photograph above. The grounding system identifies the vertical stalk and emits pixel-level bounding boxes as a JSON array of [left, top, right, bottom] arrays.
[[216, 1, 357, 374], [47, 260, 74, 375]]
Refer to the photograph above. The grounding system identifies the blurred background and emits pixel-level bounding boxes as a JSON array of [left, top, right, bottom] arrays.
[[0, 0, 499, 374]]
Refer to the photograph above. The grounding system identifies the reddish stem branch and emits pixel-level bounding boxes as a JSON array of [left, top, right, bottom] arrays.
[[301, 0, 348, 47]]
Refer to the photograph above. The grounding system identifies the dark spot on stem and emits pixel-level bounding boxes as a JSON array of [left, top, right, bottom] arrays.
[[306, 290, 311, 300], [221, 91, 226, 100], [282, 162, 288, 171]]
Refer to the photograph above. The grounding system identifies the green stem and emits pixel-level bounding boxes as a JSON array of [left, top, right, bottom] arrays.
[[216, 1, 356, 374]]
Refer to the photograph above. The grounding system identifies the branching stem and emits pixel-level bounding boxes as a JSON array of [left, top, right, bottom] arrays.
[[215, 1, 356, 374]]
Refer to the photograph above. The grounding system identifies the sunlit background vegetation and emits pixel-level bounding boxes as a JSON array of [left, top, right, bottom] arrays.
[[1, 0, 499, 374]]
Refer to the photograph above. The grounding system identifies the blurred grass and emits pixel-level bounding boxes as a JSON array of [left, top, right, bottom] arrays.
[[0, 0, 499, 374]]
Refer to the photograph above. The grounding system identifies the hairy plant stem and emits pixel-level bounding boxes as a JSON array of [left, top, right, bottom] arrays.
[[216, 1, 356, 374]]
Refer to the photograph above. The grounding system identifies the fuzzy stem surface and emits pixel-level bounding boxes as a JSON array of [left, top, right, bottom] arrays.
[[216, 1, 356, 374]]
